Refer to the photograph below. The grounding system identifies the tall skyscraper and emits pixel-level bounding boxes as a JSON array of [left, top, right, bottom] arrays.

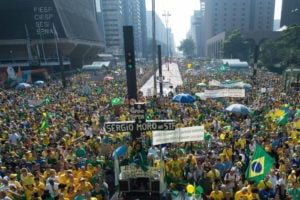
[[121, 0, 147, 58], [280, 0, 300, 26], [203, 0, 275, 40], [201, 0, 275, 57], [102, 0, 123, 56], [191, 10, 205, 57]]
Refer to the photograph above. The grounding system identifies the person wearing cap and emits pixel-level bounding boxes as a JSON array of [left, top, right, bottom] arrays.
[[234, 186, 250, 200], [8, 174, 22, 191], [75, 177, 93, 194], [76, 166, 92, 182], [288, 169, 297, 184], [224, 167, 240, 192]]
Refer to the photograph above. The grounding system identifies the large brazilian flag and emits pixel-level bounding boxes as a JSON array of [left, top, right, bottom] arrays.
[[245, 145, 274, 183]]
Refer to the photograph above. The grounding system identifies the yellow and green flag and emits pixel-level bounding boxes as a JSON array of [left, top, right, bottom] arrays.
[[38, 117, 49, 134], [276, 112, 289, 126], [111, 97, 123, 106], [245, 145, 274, 183]]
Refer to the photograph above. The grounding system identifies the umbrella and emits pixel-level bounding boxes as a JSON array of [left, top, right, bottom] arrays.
[[226, 103, 250, 115], [112, 145, 127, 159], [16, 83, 31, 89], [103, 76, 114, 81], [197, 83, 207, 87], [34, 80, 44, 85], [172, 93, 195, 103]]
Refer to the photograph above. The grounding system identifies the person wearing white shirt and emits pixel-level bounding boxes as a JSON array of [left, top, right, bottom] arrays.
[[269, 169, 278, 193], [8, 132, 20, 144], [84, 124, 93, 138], [249, 139, 256, 152], [148, 145, 159, 159], [45, 179, 59, 198]]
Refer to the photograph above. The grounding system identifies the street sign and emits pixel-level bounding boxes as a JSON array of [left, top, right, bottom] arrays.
[[104, 120, 176, 133], [104, 103, 176, 145]]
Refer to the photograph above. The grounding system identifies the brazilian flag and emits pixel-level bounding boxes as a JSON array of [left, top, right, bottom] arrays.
[[111, 97, 123, 106], [276, 112, 289, 126], [245, 145, 274, 183]]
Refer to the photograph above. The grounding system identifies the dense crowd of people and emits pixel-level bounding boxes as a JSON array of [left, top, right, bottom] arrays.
[[0, 60, 299, 200]]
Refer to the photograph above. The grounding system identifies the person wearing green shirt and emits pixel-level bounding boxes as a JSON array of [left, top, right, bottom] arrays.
[[287, 182, 300, 200]]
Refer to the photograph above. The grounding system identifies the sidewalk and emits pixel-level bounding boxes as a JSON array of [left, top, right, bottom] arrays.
[[139, 62, 183, 96]]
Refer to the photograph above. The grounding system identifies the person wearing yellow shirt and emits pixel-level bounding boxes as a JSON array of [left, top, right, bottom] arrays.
[[20, 168, 34, 186], [8, 173, 23, 191], [24, 184, 35, 200], [33, 177, 45, 197], [23, 151, 35, 162], [288, 170, 297, 184], [75, 178, 93, 194], [257, 176, 273, 191], [58, 170, 69, 185], [65, 185, 76, 199], [65, 173, 78, 188], [207, 165, 221, 183], [167, 154, 183, 181], [77, 166, 92, 181], [185, 154, 197, 167], [278, 159, 286, 174], [209, 186, 224, 200], [236, 135, 247, 149], [222, 145, 233, 161], [43, 165, 53, 180], [235, 187, 250, 200]]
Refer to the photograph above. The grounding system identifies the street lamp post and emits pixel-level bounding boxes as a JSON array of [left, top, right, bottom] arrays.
[[162, 11, 171, 71], [152, 0, 157, 96]]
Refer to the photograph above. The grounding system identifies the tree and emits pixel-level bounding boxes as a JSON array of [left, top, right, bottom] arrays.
[[259, 25, 300, 73], [178, 38, 195, 57], [223, 29, 249, 60]]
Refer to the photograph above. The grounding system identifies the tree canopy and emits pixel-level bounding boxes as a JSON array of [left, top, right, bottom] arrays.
[[178, 38, 195, 57]]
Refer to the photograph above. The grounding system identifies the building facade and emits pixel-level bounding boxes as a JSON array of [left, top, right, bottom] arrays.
[[101, 0, 123, 56], [280, 0, 300, 26], [190, 10, 205, 57], [121, 0, 147, 58], [0, 0, 105, 68], [202, 0, 275, 57]]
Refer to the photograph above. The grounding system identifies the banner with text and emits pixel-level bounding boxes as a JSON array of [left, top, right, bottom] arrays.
[[152, 126, 204, 145], [209, 79, 245, 88], [204, 89, 245, 98]]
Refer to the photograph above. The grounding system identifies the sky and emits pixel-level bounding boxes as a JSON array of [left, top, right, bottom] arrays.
[[146, 0, 282, 47]]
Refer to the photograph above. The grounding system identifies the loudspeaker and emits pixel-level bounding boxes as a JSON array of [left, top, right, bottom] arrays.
[[119, 180, 129, 192], [151, 180, 160, 192]]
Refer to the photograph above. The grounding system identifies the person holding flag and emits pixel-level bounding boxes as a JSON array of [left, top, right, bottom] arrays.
[[245, 145, 274, 184]]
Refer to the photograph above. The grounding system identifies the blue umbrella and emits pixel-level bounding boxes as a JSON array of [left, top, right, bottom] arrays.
[[112, 145, 127, 159], [172, 93, 195, 103], [16, 83, 31, 89], [226, 103, 250, 115]]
